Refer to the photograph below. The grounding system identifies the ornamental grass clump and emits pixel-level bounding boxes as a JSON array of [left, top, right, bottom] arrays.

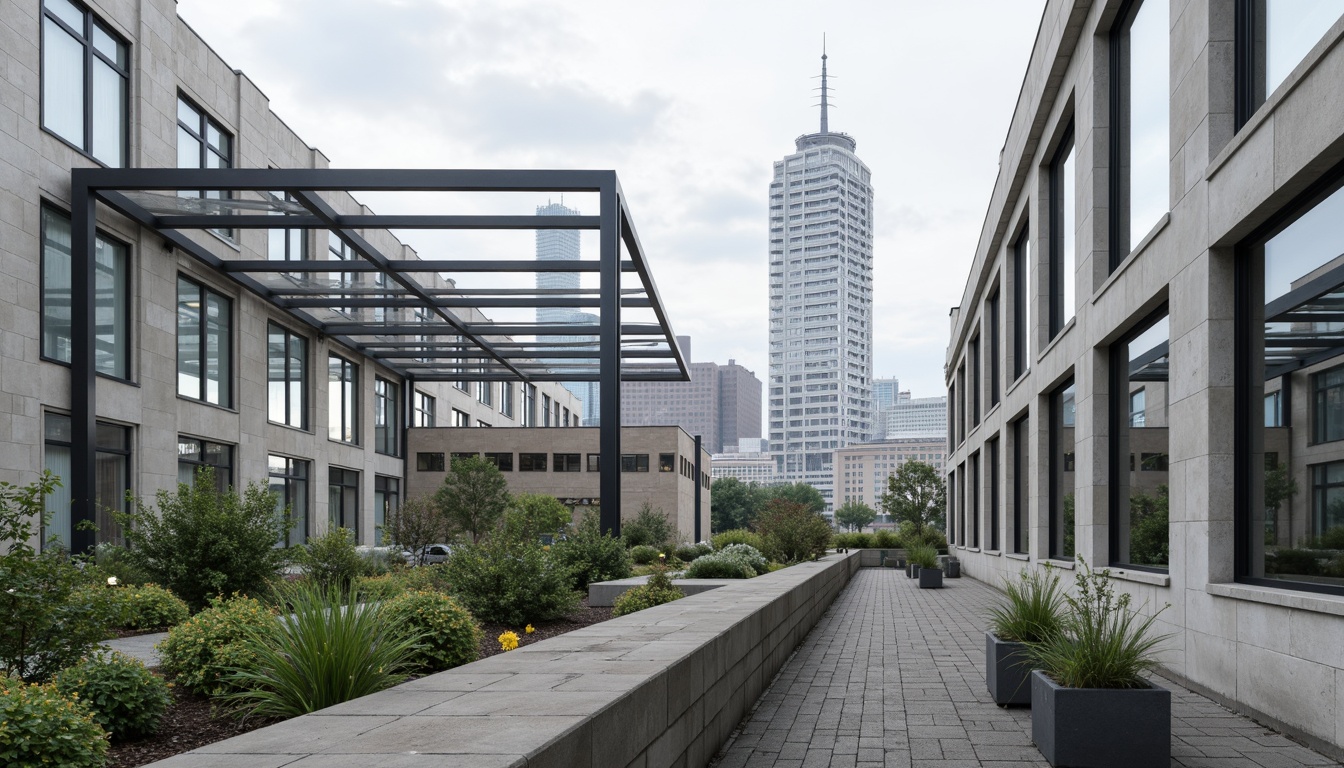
[[0, 677, 108, 768], [382, 590, 481, 673], [988, 568, 1066, 644], [220, 582, 424, 719], [1022, 560, 1170, 689], [158, 593, 275, 696], [53, 650, 170, 741], [907, 545, 940, 570]]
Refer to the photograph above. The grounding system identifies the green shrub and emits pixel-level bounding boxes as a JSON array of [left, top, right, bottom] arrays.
[[221, 583, 423, 719], [113, 584, 189, 631], [383, 591, 481, 673], [612, 566, 684, 616], [87, 543, 152, 587], [988, 568, 1066, 643], [872, 529, 901, 548], [711, 529, 764, 552], [119, 467, 291, 611], [443, 534, 579, 625], [550, 511, 632, 589], [397, 563, 454, 593], [621, 503, 675, 549], [754, 500, 832, 563], [898, 522, 948, 551], [505, 494, 572, 541], [907, 545, 939, 569], [629, 544, 661, 565], [355, 573, 406, 603], [295, 527, 364, 593], [0, 678, 108, 767], [718, 543, 769, 574], [53, 650, 170, 741], [674, 542, 712, 562], [1022, 560, 1170, 689], [1311, 526, 1344, 549], [158, 594, 275, 695], [0, 473, 113, 683], [685, 553, 754, 579]]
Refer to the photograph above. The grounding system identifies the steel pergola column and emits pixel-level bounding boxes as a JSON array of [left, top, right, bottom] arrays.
[[70, 176, 97, 554], [599, 179, 622, 537]]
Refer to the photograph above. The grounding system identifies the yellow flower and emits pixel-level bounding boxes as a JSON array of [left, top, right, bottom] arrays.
[[498, 631, 519, 652], [524, 624, 535, 634]]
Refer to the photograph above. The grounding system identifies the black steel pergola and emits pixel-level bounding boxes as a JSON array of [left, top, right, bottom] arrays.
[[67, 168, 688, 550]]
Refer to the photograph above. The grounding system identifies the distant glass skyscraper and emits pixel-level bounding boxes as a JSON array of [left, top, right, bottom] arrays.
[[767, 48, 874, 511], [535, 202, 599, 424], [873, 377, 900, 413]]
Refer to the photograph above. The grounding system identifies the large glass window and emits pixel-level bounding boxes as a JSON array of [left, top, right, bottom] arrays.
[[269, 455, 308, 547], [1111, 0, 1170, 268], [1013, 227, 1032, 379], [956, 363, 966, 443], [374, 476, 398, 547], [1012, 416, 1029, 555], [970, 451, 981, 548], [268, 191, 307, 263], [267, 323, 307, 429], [988, 290, 1001, 408], [501, 383, 514, 419], [41, 205, 129, 378], [414, 391, 436, 427], [988, 436, 1000, 552], [1050, 379, 1076, 560], [478, 381, 492, 407], [177, 437, 232, 492], [970, 336, 981, 428], [328, 467, 359, 538], [1238, 172, 1344, 592], [1111, 310, 1170, 569], [177, 276, 231, 406], [176, 95, 232, 237], [947, 468, 957, 545], [374, 376, 400, 456], [328, 355, 358, 443], [1050, 128, 1076, 338], [524, 384, 537, 426], [621, 454, 650, 472], [42, 413, 128, 550], [1238, 1, 1344, 125], [543, 394, 552, 427], [41, 0, 127, 166]]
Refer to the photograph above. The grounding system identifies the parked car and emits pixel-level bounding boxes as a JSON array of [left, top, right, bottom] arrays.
[[404, 543, 453, 566]]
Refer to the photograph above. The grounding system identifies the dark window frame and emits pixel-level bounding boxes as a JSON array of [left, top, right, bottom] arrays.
[[177, 275, 232, 407], [988, 436, 1000, 552], [1109, 0, 1169, 270], [970, 451, 981, 549], [483, 452, 513, 471], [1313, 365, 1344, 444], [175, 93, 233, 238], [40, 202, 132, 380], [1049, 124, 1076, 338], [1050, 377, 1076, 561], [269, 455, 309, 548], [554, 453, 582, 472], [416, 452, 445, 472], [40, 0, 129, 167], [327, 354, 359, 444], [520, 453, 548, 472], [373, 376, 400, 457], [1012, 415, 1029, 555], [267, 322, 308, 429], [328, 466, 359, 538], [1108, 305, 1170, 572], [177, 436, 233, 492], [988, 288, 1001, 408]]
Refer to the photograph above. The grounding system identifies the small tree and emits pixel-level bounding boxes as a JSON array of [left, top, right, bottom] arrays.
[[120, 466, 290, 611], [621, 503, 675, 549], [433, 455, 511, 543], [767, 482, 826, 514], [551, 510, 632, 590], [710, 477, 769, 533], [386, 495, 448, 564], [880, 460, 946, 540], [505, 493, 572, 542], [754, 499, 832, 564], [834, 501, 876, 532]]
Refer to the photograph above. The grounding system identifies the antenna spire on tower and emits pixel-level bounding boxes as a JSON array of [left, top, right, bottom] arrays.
[[820, 35, 829, 134]]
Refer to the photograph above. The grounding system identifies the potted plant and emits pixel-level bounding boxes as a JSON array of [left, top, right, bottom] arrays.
[[1024, 560, 1171, 768], [909, 546, 941, 588], [985, 568, 1065, 706]]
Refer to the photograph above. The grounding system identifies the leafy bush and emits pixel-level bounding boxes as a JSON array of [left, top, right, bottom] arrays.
[[110, 584, 190, 631], [1022, 560, 1170, 689], [443, 533, 579, 625], [435, 455, 511, 543], [988, 568, 1066, 643], [907, 545, 939, 569], [685, 553, 754, 579], [505, 494, 572, 541], [0, 678, 108, 767], [158, 594, 275, 695], [629, 544, 661, 565], [754, 500, 832, 564], [898, 522, 948, 551], [53, 650, 170, 741], [550, 511, 632, 590], [1266, 548, 1323, 576], [675, 542, 712, 562], [832, 532, 872, 549], [0, 473, 113, 682], [295, 526, 364, 593], [1127, 486, 1170, 567], [719, 543, 769, 574], [711, 529, 764, 552], [622, 503, 675, 549], [119, 467, 290, 611], [87, 543, 152, 587], [1310, 526, 1344, 550], [397, 563, 453, 593], [383, 591, 481, 673], [221, 583, 422, 719], [355, 573, 406, 603], [612, 567, 683, 616], [872, 529, 901, 548]]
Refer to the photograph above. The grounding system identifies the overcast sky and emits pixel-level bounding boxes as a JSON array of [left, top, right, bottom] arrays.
[[175, 0, 1045, 405]]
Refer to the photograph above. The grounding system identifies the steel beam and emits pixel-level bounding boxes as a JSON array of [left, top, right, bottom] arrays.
[[599, 184, 622, 537]]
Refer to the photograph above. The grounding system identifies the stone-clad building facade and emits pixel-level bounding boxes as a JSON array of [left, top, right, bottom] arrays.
[[0, 0, 581, 548], [945, 0, 1344, 755]]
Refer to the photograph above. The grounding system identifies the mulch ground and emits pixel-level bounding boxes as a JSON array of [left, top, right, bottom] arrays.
[[107, 598, 615, 768]]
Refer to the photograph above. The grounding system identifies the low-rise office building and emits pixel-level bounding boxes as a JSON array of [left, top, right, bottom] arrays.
[[945, 0, 1344, 755], [834, 438, 946, 516], [407, 426, 711, 541]]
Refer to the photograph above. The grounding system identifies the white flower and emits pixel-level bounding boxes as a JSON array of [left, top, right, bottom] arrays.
[[106, 576, 119, 587]]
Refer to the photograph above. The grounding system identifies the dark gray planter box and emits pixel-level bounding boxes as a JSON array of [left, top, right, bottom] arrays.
[[1031, 670, 1170, 768], [985, 632, 1031, 706], [907, 563, 919, 578], [946, 560, 961, 578], [918, 566, 943, 589]]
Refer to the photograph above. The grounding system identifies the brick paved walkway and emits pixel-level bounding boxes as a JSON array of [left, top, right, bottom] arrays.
[[711, 568, 1341, 768]]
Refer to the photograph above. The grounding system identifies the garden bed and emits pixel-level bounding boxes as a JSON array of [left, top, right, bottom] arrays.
[[107, 598, 613, 768]]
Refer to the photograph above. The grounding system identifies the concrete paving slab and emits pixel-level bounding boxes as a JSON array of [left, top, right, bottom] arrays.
[[101, 631, 166, 667]]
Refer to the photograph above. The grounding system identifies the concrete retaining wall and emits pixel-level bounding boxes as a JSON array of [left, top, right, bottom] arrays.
[[148, 550, 861, 767], [588, 576, 734, 607]]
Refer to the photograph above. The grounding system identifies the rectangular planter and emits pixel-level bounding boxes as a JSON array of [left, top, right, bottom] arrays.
[[918, 567, 943, 589], [985, 632, 1031, 706], [1031, 669, 1170, 768], [907, 563, 919, 578]]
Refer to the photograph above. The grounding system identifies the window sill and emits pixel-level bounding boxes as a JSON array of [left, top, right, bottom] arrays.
[[177, 395, 237, 414], [1004, 552, 1030, 561], [963, 547, 981, 553], [1208, 582, 1344, 618], [982, 549, 1002, 557], [1037, 318, 1075, 362], [267, 420, 311, 434], [1092, 214, 1170, 306], [1043, 558, 1076, 570], [1108, 568, 1170, 587], [1005, 370, 1030, 398]]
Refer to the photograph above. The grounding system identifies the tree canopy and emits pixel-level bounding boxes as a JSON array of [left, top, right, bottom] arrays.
[[710, 477, 769, 532], [879, 460, 946, 538], [434, 455, 511, 543], [834, 501, 877, 532], [767, 482, 826, 515]]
